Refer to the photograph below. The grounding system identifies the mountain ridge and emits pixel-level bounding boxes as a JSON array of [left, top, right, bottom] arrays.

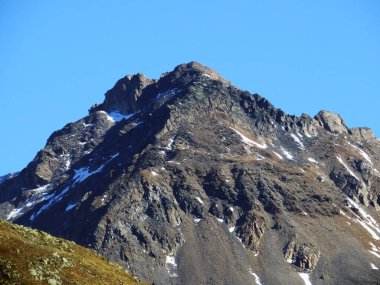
[[1, 62, 379, 284]]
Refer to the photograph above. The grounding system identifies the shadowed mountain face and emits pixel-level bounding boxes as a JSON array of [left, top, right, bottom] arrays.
[[1, 62, 380, 285]]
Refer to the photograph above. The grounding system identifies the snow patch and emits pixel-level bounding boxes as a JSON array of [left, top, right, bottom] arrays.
[[308, 158, 318, 163], [156, 88, 179, 101], [151, 171, 159, 176], [298, 272, 312, 285], [229, 226, 235, 233], [337, 156, 359, 180], [104, 111, 134, 123], [370, 251, 380, 258], [249, 268, 263, 285], [6, 184, 51, 221], [166, 136, 175, 150], [347, 142, 373, 165], [65, 203, 77, 212], [346, 198, 380, 240], [231, 128, 267, 149], [166, 255, 178, 277], [194, 218, 201, 223], [370, 263, 379, 270], [30, 153, 119, 221], [83, 122, 94, 127], [291, 133, 305, 149], [195, 197, 204, 204], [280, 147, 294, 160], [272, 151, 283, 160], [286, 257, 295, 264], [304, 131, 312, 138], [73, 153, 119, 184], [216, 217, 223, 223]]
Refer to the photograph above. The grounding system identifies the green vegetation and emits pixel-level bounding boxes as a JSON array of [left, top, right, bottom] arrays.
[[0, 220, 143, 285]]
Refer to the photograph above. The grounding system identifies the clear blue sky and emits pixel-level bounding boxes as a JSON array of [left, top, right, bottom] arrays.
[[1, 0, 379, 175]]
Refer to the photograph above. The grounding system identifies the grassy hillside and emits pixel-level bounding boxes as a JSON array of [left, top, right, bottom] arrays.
[[0, 220, 143, 285]]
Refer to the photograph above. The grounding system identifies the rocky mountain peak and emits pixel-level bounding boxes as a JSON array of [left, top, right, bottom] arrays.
[[90, 72, 156, 115], [1, 63, 380, 285], [90, 61, 230, 117], [168, 61, 230, 84], [314, 110, 349, 134]]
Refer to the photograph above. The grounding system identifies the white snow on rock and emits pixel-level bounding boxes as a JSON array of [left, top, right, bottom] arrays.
[[308, 158, 318, 163], [346, 197, 380, 240], [336, 156, 359, 180], [286, 257, 295, 264], [155, 88, 179, 101], [195, 197, 204, 204], [339, 209, 352, 220], [298, 272, 312, 285], [59, 154, 71, 171], [370, 251, 380, 259], [249, 268, 263, 285], [291, 133, 305, 149], [73, 153, 119, 184], [370, 263, 379, 270], [370, 242, 380, 252], [228, 226, 235, 233], [166, 255, 178, 277], [6, 184, 52, 221], [272, 151, 283, 160], [100, 110, 132, 123], [166, 255, 177, 266], [347, 142, 373, 165], [166, 136, 175, 150], [30, 186, 71, 221], [231, 128, 267, 149], [194, 218, 201, 223], [216, 217, 224, 223], [83, 122, 94, 128], [30, 153, 119, 221], [229, 207, 234, 212], [65, 203, 77, 212], [151, 171, 159, 176], [280, 147, 294, 160], [304, 131, 312, 138]]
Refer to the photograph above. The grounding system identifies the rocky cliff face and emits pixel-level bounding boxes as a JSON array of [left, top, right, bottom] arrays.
[[1, 62, 379, 284]]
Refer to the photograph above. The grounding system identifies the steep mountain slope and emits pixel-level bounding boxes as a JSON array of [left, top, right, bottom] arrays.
[[0, 219, 142, 284], [1, 62, 379, 284]]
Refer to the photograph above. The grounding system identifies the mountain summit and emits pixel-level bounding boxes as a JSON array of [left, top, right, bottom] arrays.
[[1, 62, 379, 284]]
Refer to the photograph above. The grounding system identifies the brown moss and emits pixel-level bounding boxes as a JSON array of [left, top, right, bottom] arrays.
[[0, 220, 144, 285]]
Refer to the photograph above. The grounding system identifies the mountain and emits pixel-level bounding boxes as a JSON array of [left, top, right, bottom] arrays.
[[1, 62, 379, 284], [0, 219, 142, 284]]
